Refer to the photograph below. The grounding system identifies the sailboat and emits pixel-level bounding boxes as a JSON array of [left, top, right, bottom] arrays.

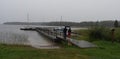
[[20, 13, 33, 30]]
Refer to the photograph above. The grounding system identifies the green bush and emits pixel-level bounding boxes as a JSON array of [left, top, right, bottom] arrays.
[[88, 26, 111, 41], [114, 28, 120, 42]]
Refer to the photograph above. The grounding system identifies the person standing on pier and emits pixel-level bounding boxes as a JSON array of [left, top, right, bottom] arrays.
[[68, 28, 71, 38], [63, 26, 67, 39], [67, 27, 72, 46]]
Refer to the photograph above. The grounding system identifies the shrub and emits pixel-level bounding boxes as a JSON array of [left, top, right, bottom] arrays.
[[114, 28, 120, 42], [88, 26, 111, 41]]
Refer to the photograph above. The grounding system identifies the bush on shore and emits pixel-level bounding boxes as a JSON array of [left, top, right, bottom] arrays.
[[88, 26, 120, 42], [88, 26, 110, 41]]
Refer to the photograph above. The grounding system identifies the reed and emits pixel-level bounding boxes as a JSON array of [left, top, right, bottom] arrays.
[[0, 32, 28, 45]]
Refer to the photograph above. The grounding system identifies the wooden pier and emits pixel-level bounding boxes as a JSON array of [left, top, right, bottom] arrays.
[[20, 27, 97, 48]]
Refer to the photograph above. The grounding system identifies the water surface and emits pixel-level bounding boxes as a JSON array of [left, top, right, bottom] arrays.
[[0, 25, 59, 48]]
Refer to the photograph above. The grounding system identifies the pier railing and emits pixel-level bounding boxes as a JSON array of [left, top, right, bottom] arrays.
[[35, 27, 65, 42]]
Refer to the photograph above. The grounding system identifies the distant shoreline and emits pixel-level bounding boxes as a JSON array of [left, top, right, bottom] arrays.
[[3, 20, 117, 27]]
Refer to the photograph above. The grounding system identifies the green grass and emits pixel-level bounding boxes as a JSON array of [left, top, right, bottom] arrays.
[[0, 40, 120, 59], [81, 40, 120, 59], [73, 29, 89, 36], [0, 44, 88, 59], [72, 29, 89, 40], [70, 29, 120, 59]]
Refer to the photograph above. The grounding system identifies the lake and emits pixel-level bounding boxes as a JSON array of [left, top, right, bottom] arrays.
[[0, 25, 58, 49]]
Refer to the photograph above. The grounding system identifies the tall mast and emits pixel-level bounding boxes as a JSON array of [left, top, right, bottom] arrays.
[[60, 16, 62, 26], [27, 13, 29, 26], [27, 13, 29, 23]]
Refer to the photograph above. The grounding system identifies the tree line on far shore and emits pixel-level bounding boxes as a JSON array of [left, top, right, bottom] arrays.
[[3, 20, 119, 27]]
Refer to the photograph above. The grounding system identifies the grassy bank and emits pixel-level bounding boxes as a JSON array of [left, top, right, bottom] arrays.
[[73, 27, 120, 42], [72, 29, 89, 40], [0, 44, 87, 59], [0, 40, 120, 59]]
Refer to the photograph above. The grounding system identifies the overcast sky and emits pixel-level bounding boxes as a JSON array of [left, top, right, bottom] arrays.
[[0, 0, 120, 23]]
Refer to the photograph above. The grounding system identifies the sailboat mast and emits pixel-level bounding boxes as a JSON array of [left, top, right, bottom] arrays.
[[27, 13, 29, 26], [60, 16, 62, 26], [27, 13, 29, 23]]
